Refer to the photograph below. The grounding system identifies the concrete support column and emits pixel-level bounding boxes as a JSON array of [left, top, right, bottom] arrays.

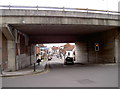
[[114, 29, 120, 63], [118, 36, 120, 63], [0, 9, 2, 87], [118, 30, 120, 63], [7, 41, 16, 71], [75, 42, 88, 63], [0, 10, 2, 67], [0, 29, 2, 89], [0, 30, 2, 66], [115, 39, 119, 63]]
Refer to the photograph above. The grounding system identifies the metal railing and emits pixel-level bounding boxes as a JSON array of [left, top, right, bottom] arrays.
[[0, 5, 120, 15]]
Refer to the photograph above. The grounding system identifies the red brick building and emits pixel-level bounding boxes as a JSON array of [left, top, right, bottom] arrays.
[[62, 43, 75, 54]]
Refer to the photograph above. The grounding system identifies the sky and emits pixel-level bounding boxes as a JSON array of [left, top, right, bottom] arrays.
[[0, 0, 120, 11], [44, 43, 75, 47]]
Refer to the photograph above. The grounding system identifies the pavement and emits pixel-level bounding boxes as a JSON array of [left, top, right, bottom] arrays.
[[0, 60, 47, 77]]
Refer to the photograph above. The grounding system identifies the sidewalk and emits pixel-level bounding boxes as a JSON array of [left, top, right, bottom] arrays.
[[0, 60, 47, 77]]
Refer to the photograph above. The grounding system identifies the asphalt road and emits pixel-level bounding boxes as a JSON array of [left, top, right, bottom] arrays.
[[2, 56, 118, 87]]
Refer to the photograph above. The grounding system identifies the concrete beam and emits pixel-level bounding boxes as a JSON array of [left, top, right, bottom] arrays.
[[1, 16, 119, 26], [29, 35, 78, 44], [1, 9, 118, 20], [2, 27, 14, 41]]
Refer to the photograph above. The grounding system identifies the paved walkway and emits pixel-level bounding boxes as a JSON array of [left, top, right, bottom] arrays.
[[0, 60, 47, 77]]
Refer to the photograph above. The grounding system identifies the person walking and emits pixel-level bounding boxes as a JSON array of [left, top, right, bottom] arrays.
[[37, 59, 41, 65]]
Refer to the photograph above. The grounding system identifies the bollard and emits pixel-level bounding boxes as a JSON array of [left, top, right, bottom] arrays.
[[34, 63, 36, 72]]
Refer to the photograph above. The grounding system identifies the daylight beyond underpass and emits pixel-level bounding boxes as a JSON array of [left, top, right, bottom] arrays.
[[2, 55, 118, 87]]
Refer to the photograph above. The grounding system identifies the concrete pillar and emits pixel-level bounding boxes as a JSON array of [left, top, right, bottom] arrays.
[[115, 39, 119, 63], [2, 33, 8, 70], [87, 29, 116, 63], [118, 30, 120, 63], [0, 9, 2, 67], [0, 34, 1, 60], [7, 41, 16, 71], [119, 38, 120, 63], [114, 29, 120, 63], [0, 30, 2, 89], [118, 36, 120, 63], [2, 26, 16, 71], [75, 42, 88, 63], [0, 9, 3, 89]]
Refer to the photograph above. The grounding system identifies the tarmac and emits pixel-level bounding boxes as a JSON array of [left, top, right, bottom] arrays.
[[0, 60, 47, 77], [0, 59, 117, 77]]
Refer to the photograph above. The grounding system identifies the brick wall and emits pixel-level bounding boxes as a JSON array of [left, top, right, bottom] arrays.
[[15, 30, 35, 70]]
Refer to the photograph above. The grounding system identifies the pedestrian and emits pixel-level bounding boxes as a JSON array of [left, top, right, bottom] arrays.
[[37, 59, 41, 65]]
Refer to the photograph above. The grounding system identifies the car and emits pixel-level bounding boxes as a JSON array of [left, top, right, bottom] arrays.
[[64, 57, 74, 65], [48, 56, 52, 61], [64, 51, 75, 65]]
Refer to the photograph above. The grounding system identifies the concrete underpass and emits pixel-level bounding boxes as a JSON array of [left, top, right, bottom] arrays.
[[0, 7, 119, 87], [0, 8, 120, 70], [9, 23, 120, 64]]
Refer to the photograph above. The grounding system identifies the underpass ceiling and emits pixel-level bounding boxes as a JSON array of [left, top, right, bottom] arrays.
[[10, 24, 116, 36], [9, 24, 117, 43]]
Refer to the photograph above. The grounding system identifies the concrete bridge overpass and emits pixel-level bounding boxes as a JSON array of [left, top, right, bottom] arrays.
[[0, 6, 120, 71], [1, 7, 120, 43]]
